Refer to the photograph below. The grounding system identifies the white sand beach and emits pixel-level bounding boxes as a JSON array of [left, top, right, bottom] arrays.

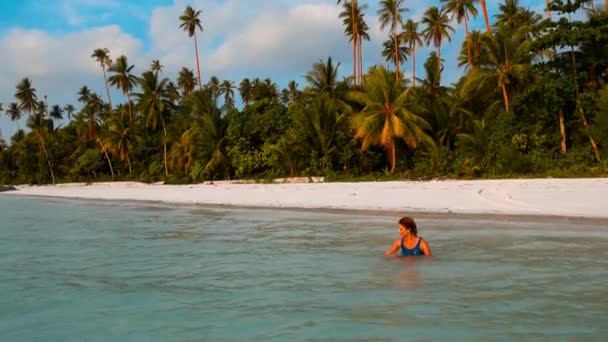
[[3, 178, 608, 219]]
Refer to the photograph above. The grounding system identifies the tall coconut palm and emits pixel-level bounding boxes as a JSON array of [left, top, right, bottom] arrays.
[[77, 86, 92, 104], [105, 110, 133, 173], [442, 0, 479, 67], [347, 66, 431, 174], [401, 19, 424, 86], [339, 1, 370, 86], [382, 33, 409, 75], [135, 71, 172, 176], [108, 55, 138, 121], [305, 57, 341, 97], [150, 59, 163, 76], [5, 103, 22, 131], [16, 78, 55, 184], [91, 48, 113, 116], [220, 80, 236, 110], [15, 78, 37, 116], [239, 78, 253, 105], [496, 0, 524, 28], [338, 0, 359, 85], [177, 67, 196, 96], [179, 5, 204, 90], [480, 0, 491, 33], [457, 30, 487, 69], [49, 105, 63, 120], [63, 104, 75, 120], [460, 29, 531, 112], [207, 76, 221, 105], [378, 0, 408, 80], [422, 6, 455, 75]]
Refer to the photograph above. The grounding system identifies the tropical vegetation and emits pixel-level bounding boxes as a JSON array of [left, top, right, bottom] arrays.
[[1, 1, 608, 185]]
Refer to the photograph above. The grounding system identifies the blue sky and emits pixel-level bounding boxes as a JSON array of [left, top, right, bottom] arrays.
[[0, 0, 554, 140]]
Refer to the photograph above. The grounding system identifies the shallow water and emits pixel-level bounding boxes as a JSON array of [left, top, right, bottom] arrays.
[[1, 196, 607, 341]]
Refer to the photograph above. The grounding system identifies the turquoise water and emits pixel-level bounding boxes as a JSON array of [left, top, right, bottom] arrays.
[[1, 196, 607, 341]]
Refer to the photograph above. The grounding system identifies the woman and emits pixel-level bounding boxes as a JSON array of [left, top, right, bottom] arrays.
[[385, 216, 432, 256]]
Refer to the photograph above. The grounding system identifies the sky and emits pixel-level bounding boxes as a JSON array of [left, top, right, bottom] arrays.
[[0, 0, 553, 140]]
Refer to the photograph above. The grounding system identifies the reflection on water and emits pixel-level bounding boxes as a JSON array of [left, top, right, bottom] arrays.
[[1, 196, 607, 340]]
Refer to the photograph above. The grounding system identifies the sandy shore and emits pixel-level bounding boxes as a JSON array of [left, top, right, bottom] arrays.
[[3, 178, 608, 219]]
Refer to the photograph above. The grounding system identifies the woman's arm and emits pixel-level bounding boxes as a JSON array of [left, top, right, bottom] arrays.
[[420, 239, 432, 256], [384, 239, 400, 255]]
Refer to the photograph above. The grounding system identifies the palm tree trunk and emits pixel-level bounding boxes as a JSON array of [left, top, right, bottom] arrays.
[[359, 36, 363, 85], [578, 106, 601, 161], [352, 0, 358, 86], [162, 121, 169, 177], [389, 141, 397, 175], [103, 66, 113, 116], [194, 32, 203, 90], [559, 108, 567, 154], [569, 37, 600, 160], [546, 0, 552, 19], [98, 139, 114, 179], [127, 92, 133, 121], [464, 13, 472, 67], [35, 129, 55, 185], [480, 0, 491, 34], [437, 45, 442, 77], [394, 25, 400, 81], [501, 82, 510, 112], [127, 154, 132, 174], [412, 45, 416, 87]]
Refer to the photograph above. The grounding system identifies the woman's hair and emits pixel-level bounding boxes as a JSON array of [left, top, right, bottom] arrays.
[[399, 216, 418, 236]]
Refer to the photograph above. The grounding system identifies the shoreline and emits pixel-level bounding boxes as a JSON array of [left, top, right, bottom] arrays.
[[9, 193, 608, 226], [3, 178, 608, 223]]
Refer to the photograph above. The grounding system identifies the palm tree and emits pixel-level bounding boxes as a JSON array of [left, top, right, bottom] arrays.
[[378, 0, 408, 80], [49, 105, 63, 120], [179, 6, 204, 90], [5, 103, 22, 131], [382, 33, 408, 74], [16, 78, 55, 184], [135, 71, 172, 176], [220, 80, 236, 110], [480, 0, 491, 33], [338, 0, 359, 85], [347, 66, 431, 174], [239, 78, 253, 105], [460, 29, 531, 112], [442, 0, 479, 67], [339, 1, 370, 86], [207, 76, 221, 105], [108, 55, 138, 121], [105, 110, 133, 173], [150, 59, 163, 76], [63, 104, 75, 120], [457, 30, 486, 69], [401, 19, 424, 86], [77, 86, 92, 104], [15, 78, 37, 116], [177, 67, 196, 96], [91, 48, 113, 116], [495, 0, 524, 28], [422, 6, 455, 75], [305, 57, 341, 97]]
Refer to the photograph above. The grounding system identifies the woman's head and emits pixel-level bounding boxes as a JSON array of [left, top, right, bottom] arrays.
[[398, 216, 418, 237]]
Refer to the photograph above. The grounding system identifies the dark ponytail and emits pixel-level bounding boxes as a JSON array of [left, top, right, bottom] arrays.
[[399, 216, 418, 236]]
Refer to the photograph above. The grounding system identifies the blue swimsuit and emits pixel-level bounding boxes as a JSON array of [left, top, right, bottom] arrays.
[[401, 238, 423, 256]]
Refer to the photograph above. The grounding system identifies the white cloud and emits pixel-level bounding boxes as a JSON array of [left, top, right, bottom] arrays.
[[0, 26, 142, 138]]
